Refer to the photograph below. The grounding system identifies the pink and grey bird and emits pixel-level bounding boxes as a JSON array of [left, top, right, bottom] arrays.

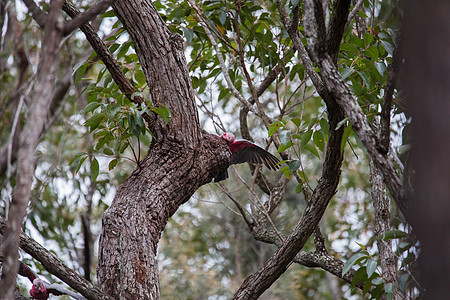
[[18, 261, 86, 299], [215, 132, 280, 182], [29, 279, 49, 300]]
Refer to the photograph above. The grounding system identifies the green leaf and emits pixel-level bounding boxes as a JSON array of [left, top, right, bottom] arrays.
[[69, 153, 87, 175], [363, 32, 374, 46], [91, 157, 99, 182], [69, 152, 86, 166], [381, 229, 408, 240], [370, 283, 384, 299], [372, 277, 383, 285], [102, 9, 116, 18], [342, 252, 367, 276], [289, 160, 301, 172], [319, 118, 329, 137], [134, 70, 146, 86], [341, 67, 354, 79], [76, 156, 87, 174], [307, 118, 317, 130], [291, 117, 301, 127], [103, 148, 114, 155], [117, 41, 132, 59], [277, 141, 293, 153], [295, 183, 302, 194], [85, 113, 105, 132], [385, 283, 395, 300], [398, 273, 409, 292], [300, 130, 313, 146], [313, 131, 325, 152], [128, 114, 141, 138], [282, 167, 291, 179], [366, 259, 377, 277], [153, 106, 171, 124], [375, 62, 386, 76], [298, 170, 309, 182], [119, 141, 129, 153], [336, 117, 348, 130], [365, 45, 379, 60], [73, 62, 88, 86], [109, 43, 120, 54], [303, 143, 320, 159], [355, 241, 367, 250], [363, 278, 373, 296], [268, 121, 283, 137], [219, 10, 227, 25], [108, 158, 118, 171], [356, 70, 371, 88], [340, 42, 358, 54], [352, 266, 368, 287], [84, 102, 102, 113], [218, 88, 229, 100]]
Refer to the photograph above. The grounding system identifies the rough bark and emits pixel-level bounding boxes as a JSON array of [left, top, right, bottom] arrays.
[[403, 0, 450, 298], [96, 1, 231, 298], [98, 135, 230, 298], [370, 160, 399, 299], [0, 1, 64, 297]]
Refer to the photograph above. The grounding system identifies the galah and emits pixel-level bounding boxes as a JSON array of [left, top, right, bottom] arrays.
[[18, 261, 86, 300], [29, 279, 49, 300], [214, 132, 280, 182]]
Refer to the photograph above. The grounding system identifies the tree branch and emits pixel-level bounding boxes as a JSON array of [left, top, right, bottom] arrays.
[[0, 1, 64, 297], [233, 88, 345, 299], [379, 30, 402, 154], [187, 0, 260, 117], [326, 0, 351, 62], [63, 0, 114, 36], [346, 0, 364, 28], [21, 0, 47, 28], [318, 57, 408, 217], [0, 217, 113, 300], [62, 1, 155, 127], [232, 2, 271, 127], [369, 159, 400, 299], [111, 0, 201, 145], [277, 1, 325, 95]]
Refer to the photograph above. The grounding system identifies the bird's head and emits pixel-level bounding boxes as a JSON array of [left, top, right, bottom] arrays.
[[33, 278, 45, 291], [30, 278, 49, 300], [221, 132, 235, 143]]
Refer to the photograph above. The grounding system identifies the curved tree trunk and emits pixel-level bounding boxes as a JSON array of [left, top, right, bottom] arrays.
[[96, 1, 230, 298]]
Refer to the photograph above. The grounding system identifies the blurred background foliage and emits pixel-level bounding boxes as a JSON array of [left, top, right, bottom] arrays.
[[0, 0, 418, 299]]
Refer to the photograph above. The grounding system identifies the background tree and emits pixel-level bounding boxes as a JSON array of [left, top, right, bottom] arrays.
[[1, 0, 447, 299]]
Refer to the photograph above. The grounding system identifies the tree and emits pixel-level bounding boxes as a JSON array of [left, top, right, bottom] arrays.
[[1, 0, 446, 299]]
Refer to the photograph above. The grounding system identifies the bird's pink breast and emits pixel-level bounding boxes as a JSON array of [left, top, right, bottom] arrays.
[[29, 287, 48, 300]]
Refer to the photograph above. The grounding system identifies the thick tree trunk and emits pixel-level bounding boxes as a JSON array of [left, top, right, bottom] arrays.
[[97, 1, 230, 298], [98, 136, 229, 298], [0, 0, 64, 297], [404, 1, 450, 298]]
